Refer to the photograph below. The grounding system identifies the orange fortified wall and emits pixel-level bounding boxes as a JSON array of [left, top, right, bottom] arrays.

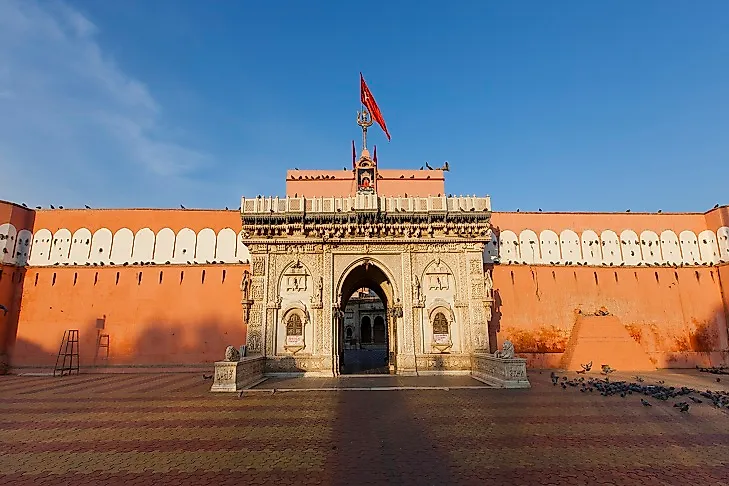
[[490, 265, 729, 369], [3, 199, 729, 371]]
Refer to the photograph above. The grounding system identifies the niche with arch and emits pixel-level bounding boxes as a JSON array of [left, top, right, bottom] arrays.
[[110, 228, 134, 263], [660, 230, 681, 265], [173, 228, 196, 264], [620, 230, 642, 266], [69, 228, 92, 265], [50, 228, 72, 264], [498, 230, 519, 263], [153, 228, 175, 264], [132, 228, 155, 263], [718, 227, 729, 263], [519, 229, 540, 264], [679, 230, 700, 264], [427, 302, 455, 353], [278, 304, 310, 355], [581, 230, 601, 265], [640, 230, 662, 265], [195, 228, 216, 263], [600, 230, 621, 265], [559, 229, 581, 263], [539, 230, 560, 264], [698, 229, 719, 264], [0, 223, 17, 265], [30, 229, 52, 266], [216, 228, 237, 262], [89, 228, 112, 264]]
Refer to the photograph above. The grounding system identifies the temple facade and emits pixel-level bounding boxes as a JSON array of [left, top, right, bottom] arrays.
[[1, 135, 729, 374]]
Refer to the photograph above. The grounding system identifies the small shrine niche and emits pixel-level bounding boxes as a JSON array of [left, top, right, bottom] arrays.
[[425, 258, 451, 291], [356, 148, 377, 194], [283, 260, 308, 292]]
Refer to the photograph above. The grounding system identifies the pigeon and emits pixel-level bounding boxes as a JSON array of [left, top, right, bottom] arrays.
[[21, 203, 27, 208], [641, 399, 652, 407], [425, 162, 433, 170], [180, 204, 186, 209], [85, 205, 91, 209]]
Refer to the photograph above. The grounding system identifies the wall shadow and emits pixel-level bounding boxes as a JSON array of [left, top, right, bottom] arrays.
[[323, 387, 459, 484], [488, 288, 502, 354]]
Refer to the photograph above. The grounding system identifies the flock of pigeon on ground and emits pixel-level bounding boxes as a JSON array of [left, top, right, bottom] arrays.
[[551, 362, 729, 414]]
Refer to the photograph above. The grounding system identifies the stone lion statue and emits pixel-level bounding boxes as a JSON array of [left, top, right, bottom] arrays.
[[494, 340, 515, 359], [224, 345, 241, 362]]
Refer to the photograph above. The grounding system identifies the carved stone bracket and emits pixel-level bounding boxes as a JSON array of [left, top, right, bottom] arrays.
[[266, 297, 282, 310]]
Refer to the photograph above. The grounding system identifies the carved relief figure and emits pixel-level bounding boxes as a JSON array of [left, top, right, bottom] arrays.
[[241, 270, 251, 300], [312, 276, 323, 305], [412, 274, 421, 301]]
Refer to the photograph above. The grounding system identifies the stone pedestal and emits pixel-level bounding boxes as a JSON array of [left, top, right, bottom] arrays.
[[210, 357, 265, 392], [471, 353, 530, 388]]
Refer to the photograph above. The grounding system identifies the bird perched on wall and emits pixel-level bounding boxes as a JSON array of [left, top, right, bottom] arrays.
[[0, 304, 7, 316], [714, 204, 720, 209], [441, 161, 450, 171], [626, 209, 631, 212], [85, 205, 91, 209], [50, 204, 55, 209], [35, 206, 41, 210], [425, 162, 433, 170], [21, 203, 27, 208], [180, 204, 186, 209]]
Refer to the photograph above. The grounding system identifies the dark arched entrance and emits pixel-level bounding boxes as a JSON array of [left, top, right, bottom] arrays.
[[338, 261, 395, 374]]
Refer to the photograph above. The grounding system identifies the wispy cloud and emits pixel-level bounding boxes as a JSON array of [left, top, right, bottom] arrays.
[[0, 0, 213, 208]]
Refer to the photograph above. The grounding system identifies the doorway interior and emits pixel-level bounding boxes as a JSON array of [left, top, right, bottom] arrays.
[[338, 262, 395, 374]]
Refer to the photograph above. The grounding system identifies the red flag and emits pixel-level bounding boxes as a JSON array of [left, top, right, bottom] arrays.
[[352, 140, 356, 169], [360, 73, 391, 141]]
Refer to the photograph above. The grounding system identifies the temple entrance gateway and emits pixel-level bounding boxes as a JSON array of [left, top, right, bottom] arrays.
[[338, 263, 394, 374]]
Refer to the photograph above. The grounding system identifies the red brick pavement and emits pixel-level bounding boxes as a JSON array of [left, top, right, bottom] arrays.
[[0, 370, 728, 485]]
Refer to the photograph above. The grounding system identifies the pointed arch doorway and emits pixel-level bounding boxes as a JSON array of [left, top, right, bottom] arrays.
[[337, 260, 397, 374]]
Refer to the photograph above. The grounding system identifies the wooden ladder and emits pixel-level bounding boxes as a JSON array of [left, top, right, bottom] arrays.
[[54, 330, 80, 377]]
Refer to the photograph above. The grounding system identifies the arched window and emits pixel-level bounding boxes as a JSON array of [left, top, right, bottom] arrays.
[[345, 326, 353, 339], [373, 315, 386, 344], [361, 316, 372, 343], [286, 314, 303, 336], [433, 312, 449, 335]]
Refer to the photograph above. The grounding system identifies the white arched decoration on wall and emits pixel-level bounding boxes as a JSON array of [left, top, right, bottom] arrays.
[[559, 229, 581, 263], [600, 230, 621, 265], [30, 229, 52, 266], [132, 228, 155, 263], [216, 228, 237, 262], [0, 223, 17, 265], [237, 231, 251, 263], [640, 230, 662, 265], [539, 230, 560, 264], [153, 228, 175, 264], [519, 229, 540, 264], [717, 227, 729, 263], [498, 230, 519, 263], [15, 229, 32, 266], [698, 229, 719, 264], [50, 228, 72, 264], [173, 228, 196, 263], [483, 233, 499, 263], [195, 228, 216, 263], [89, 228, 113, 264], [69, 228, 92, 265], [111, 228, 134, 264], [581, 230, 601, 265], [660, 230, 681, 265], [679, 230, 700, 264], [620, 230, 641, 266]]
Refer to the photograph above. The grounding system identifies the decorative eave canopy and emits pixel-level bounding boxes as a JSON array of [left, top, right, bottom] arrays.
[[240, 195, 492, 240]]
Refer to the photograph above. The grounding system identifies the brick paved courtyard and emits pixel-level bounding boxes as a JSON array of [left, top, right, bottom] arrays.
[[1, 370, 728, 485]]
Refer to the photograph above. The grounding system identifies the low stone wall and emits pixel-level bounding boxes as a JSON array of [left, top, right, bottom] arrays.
[[415, 354, 471, 373], [471, 353, 530, 388], [210, 357, 265, 392]]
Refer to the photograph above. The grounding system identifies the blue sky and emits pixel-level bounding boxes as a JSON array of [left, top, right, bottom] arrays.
[[1, 1, 728, 212]]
